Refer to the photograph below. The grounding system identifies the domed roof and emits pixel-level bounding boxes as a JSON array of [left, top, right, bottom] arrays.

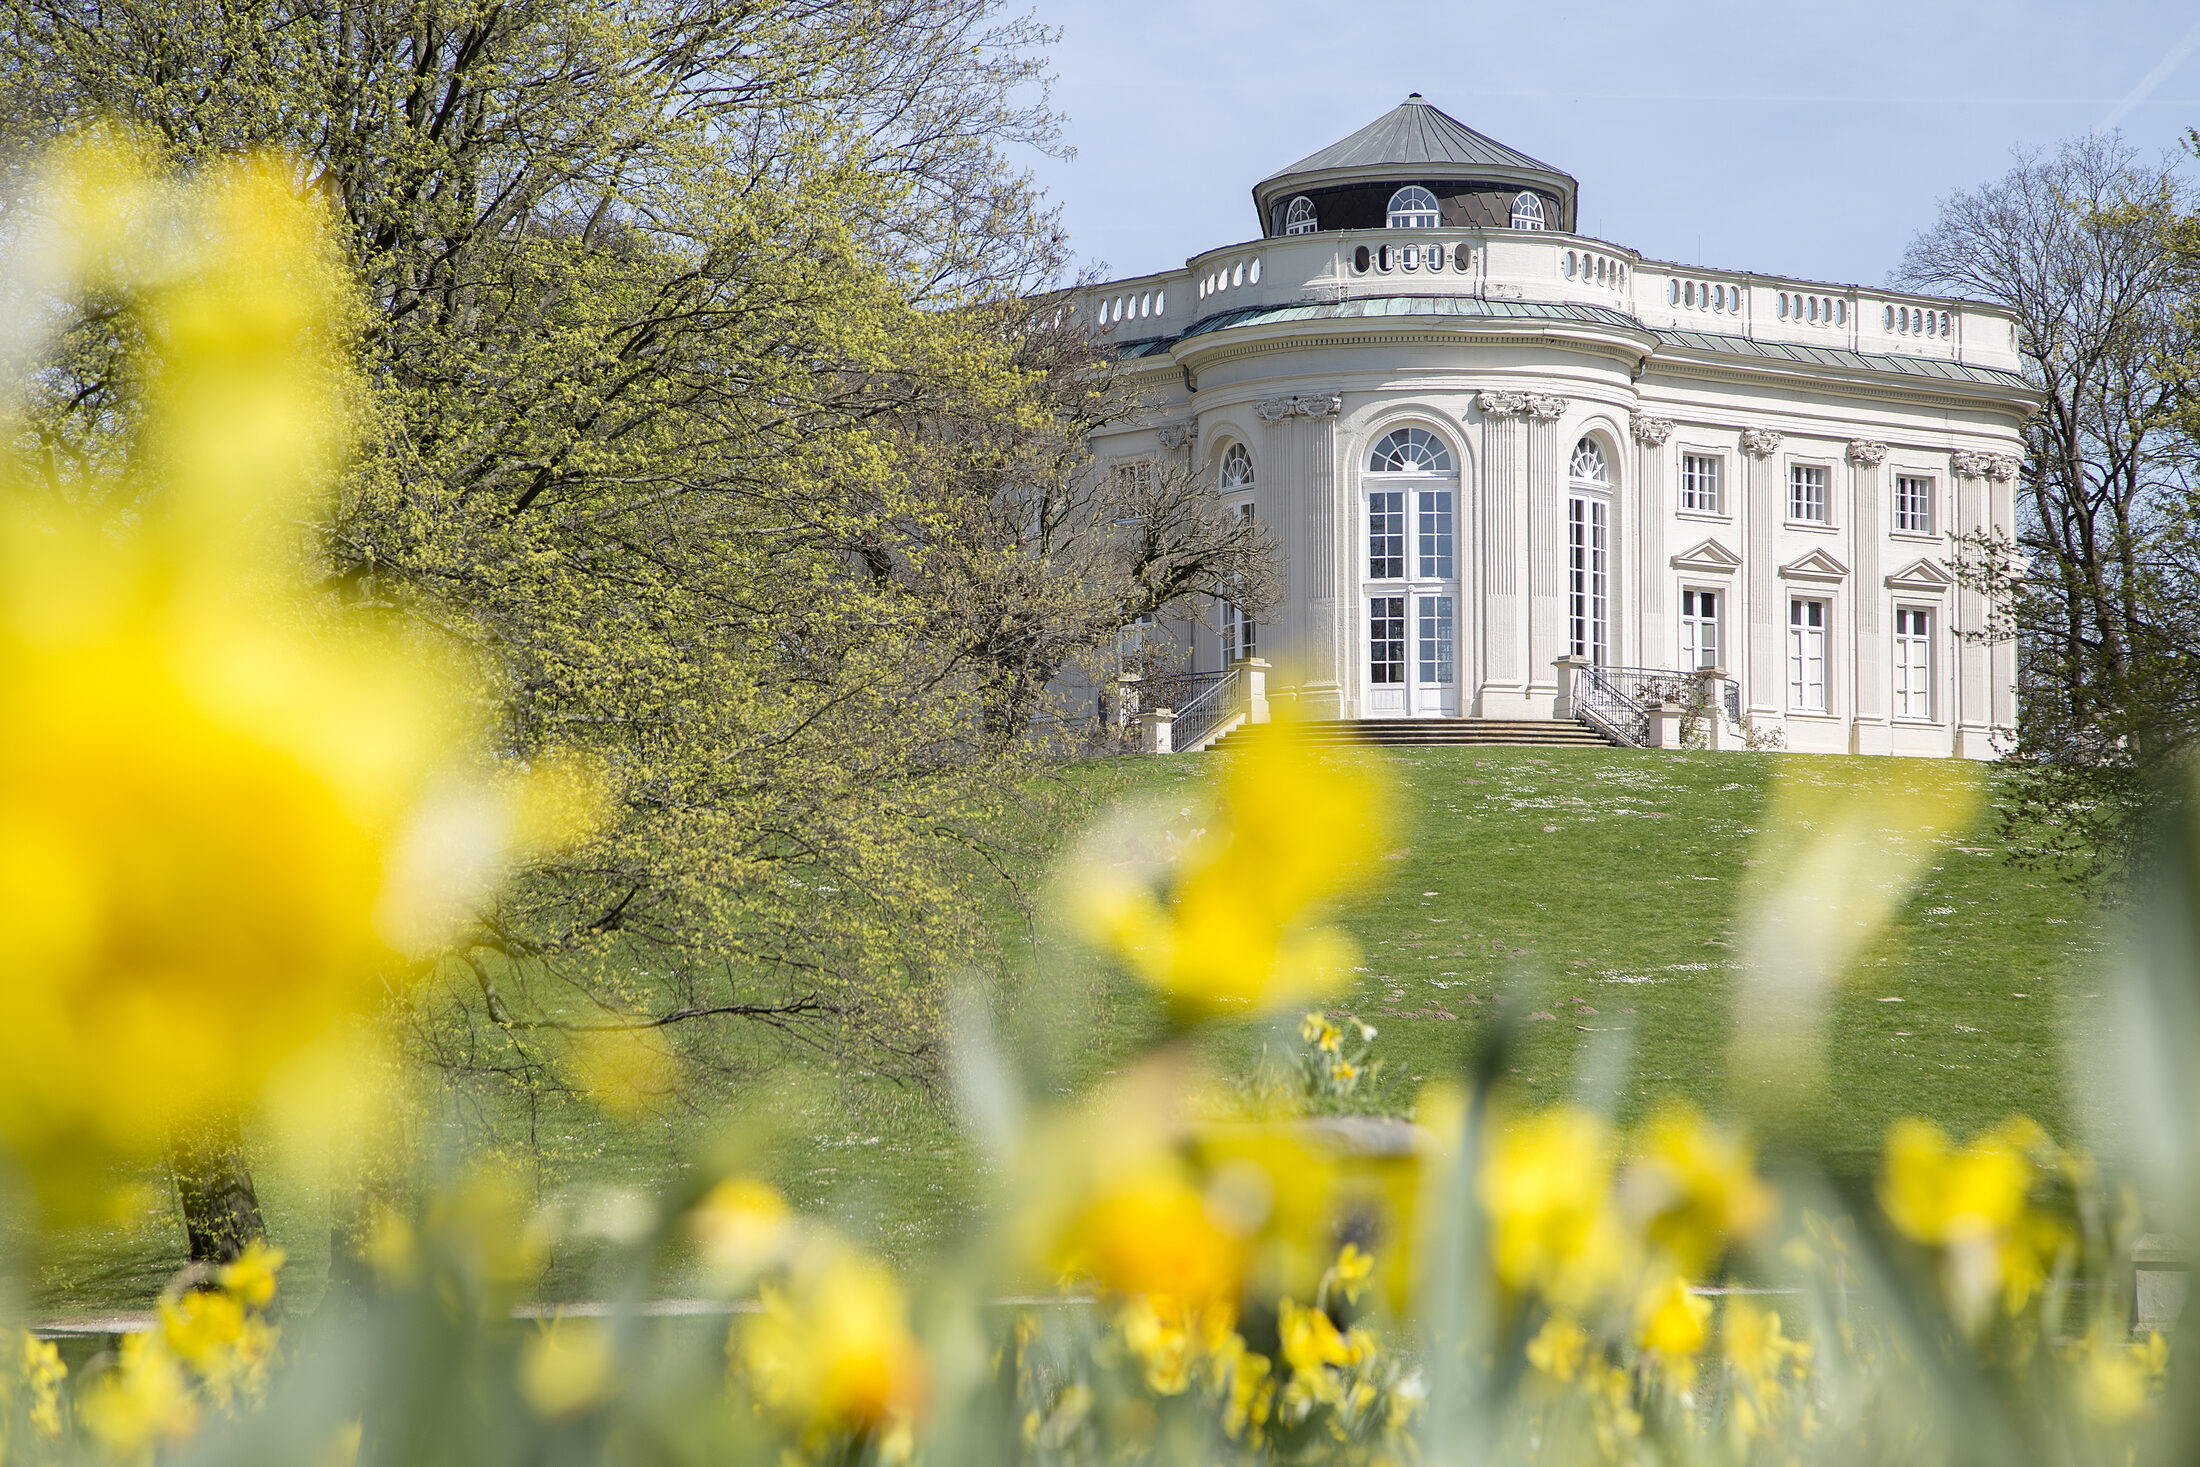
[[1252, 94, 1577, 231]]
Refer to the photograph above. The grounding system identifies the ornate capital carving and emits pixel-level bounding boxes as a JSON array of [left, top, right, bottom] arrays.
[[1155, 422, 1197, 451], [1952, 450, 2020, 481], [1255, 394, 1342, 423], [1846, 439, 1889, 467], [1476, 390, 1528, 417], [1631, 412, 1675, 447], [1525, 394, 1569, 422], [1741, 427, 1784, 458]]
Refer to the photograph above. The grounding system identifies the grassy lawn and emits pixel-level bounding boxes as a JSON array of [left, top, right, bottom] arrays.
[[20, 746, 2111, 1319]]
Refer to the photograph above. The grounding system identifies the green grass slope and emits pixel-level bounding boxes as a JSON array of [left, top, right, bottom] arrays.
[[22, 747, 2110, 1317]]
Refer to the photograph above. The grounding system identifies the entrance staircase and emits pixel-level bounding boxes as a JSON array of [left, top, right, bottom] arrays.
[[1206, 717, 1618, 752]]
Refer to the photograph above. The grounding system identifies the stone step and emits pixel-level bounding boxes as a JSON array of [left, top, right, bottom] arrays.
[[1206, 718, 1621, 752]]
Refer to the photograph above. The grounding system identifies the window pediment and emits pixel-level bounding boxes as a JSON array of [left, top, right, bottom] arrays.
[[1669, 538, 1742, 573], [1779, 549, 1851, 583], [1885, 557, 1956, 593]]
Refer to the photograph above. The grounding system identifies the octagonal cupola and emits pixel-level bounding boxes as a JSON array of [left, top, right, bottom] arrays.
[[1253, 93, 1578, 238]]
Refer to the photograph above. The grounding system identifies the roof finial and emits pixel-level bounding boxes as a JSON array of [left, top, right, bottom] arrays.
[[1407, 92, 1424, 101]]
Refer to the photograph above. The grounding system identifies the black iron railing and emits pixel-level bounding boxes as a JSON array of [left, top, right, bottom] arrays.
[[1169, 666, 1244, 751], [1575, 665, 1743, 747]]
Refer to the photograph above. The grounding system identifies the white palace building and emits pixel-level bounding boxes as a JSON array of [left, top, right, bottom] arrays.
[[1071, 95, 2033, 756]]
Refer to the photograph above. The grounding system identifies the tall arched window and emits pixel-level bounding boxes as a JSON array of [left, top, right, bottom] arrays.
[[1219, 443, 1255, 489], [1386, 186, 1439, 229], [1368, 426, 1454, 474], [1566, 437, 1611, 666], [1284, 196, 1317, 235], [1510, 192, 1547, 231]]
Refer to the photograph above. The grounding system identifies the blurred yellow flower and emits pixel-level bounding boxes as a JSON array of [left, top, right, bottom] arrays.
[[692, 1176, 797, 1285], [1879, 1116, 2067, 1325], [218, 1241, 286, 1310], [0, 144, 594, 1190], [81, 1332, 200, 1457], [2077, 1330, 2168, 1424], [1067, 719, 1388, 1016], [15, 1330, 67, 1438], [1624, 1103, 1776, 1277], [1057, 1159, 1246, 1313], [1635, 1274, 1710, 1364], [1525, 1313, 1589, 1382], [1276, 1297, 1371, 1416], [1480, 1106, 1627, 1308], [735, 1238, 927, 1439], [519, 1317, 615, 1419]]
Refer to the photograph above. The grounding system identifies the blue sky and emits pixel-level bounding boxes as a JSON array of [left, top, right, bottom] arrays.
[[1019, 0, 2200, 289]]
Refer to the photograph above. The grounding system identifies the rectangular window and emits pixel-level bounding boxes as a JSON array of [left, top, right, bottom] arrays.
[[1417, 595, 1455, 684], [1220, 601, 1256, 662], [1680, 454, 1724, 513], [1369, 491, 1404, 578], [1369, 596, 1406, 684], [1789, 598, 1827, 711], [1789, 464, 1829, 523], [1895, 475, 1934, 534], [1416, 489, 1454, 579], [1567, 496, 1609, 666], [1894, 607, 1933, 719], [1680, 587, 1720, 670]]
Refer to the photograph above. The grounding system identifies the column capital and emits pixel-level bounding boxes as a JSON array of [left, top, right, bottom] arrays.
[[1741, 427, 1784, 458], [1631, 412, 1675, 446], [1845, 438, 1889, 466]]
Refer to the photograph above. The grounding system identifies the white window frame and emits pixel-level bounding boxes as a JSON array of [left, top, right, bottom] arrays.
[[1219, 500, 1257, 663], [1386, 186, 1439, 229], [1568, 495, 1610, 667], [1894, 473, 1936, 536], [1510, 192, 1546, 230], [1680, 586, 1722, 671], [1220, 443, 1255, 490], [1417, 594, 1456, 686], [1368, 595, 1406, 684], [1893, 605, 1934, 721], [1284, 195, 1318, 235], [1788, 597, 1829, 713], [1679, 451, 1726, 516], [1788, 462, 1832, 526]]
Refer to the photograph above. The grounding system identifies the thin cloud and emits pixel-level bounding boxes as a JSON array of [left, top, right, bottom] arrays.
[[2101, 15, 2200, 128]]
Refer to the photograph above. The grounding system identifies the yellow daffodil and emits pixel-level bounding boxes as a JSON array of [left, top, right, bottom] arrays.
[[1624, 1103, 1776, 1277], [1480, 1106, 1627, 1309], [81, 1332, 200, 1456], [519, 1317, 615, 1419], [1525, 1313, 1589, 1382], [735, 1238, 927, 1439], [1879, 1115, 2068, 1326], [16, 1331, 67, 1438], [0, 144, 597, 1193], [218, 1241, 286, 1311], [692, 1176, 798, 1286], [1066, 718, 1388, 1017]]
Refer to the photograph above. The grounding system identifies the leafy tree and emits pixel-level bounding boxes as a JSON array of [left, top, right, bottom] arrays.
[[0, 0, 1272, 1248], [1894, 133, 2200, 884]]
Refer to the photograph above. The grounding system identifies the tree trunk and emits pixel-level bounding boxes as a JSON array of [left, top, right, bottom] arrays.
[[170, 1121, 268, 1265]]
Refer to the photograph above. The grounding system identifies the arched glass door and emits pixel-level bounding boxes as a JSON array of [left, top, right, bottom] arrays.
[[1364, 427, 1461, 717]]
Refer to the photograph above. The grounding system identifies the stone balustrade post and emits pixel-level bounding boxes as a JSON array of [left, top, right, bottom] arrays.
[[1138, 708, 1175, 755], [1238, 657, 1271, 724], [1648, 700, 1684, 748], [1551, 655, 1590, 720], [1695, 666, 1732, 751]]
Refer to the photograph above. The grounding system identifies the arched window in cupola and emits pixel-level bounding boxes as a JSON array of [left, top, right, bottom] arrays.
[[1385, 186, 1439, 230], [1368, 426, 1454, 474], [1510, 192, 1547, 231], [1219, 443, 1255, 489], [1283, 196, 1318, 235]]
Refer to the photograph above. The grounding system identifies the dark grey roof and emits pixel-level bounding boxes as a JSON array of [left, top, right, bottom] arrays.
[[1653, 328, 2034, 390], [1111, 296, 2035, 394], [1262, 96, 1561, 185]]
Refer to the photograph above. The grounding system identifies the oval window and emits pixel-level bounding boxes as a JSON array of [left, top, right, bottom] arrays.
[[1249, 258, 1262, 284], [1353, 245, 1371, 273], [1454, 243, 1472, 271], [1401, 243, 1420, 271], [1377, 244, 1392, 271], [1426, 245, 1445, 272]]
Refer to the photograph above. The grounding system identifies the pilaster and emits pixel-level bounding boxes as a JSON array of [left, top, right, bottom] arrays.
[[1847, 439, 1890, 754], [1741, 427, 1783, 726], [1476, 392, 1527, 714], [1632, 413, 1674, 669]]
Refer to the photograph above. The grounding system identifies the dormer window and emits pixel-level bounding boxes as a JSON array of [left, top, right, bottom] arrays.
[[1386, 186, 1439, 229], [1284, 196, 1317, 235], [1510, 192, 1546, 230]]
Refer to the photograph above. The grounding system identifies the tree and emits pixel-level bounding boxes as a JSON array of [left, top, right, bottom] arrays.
[[0, 0, 1275, 1256], [1893, 133, 2200, 884]]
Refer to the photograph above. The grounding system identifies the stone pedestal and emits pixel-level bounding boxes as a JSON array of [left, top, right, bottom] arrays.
[[1695, 667, 1733, 751], [1238, 657, 1271, 725], [1137, 708, 1175, 755], [1551, 655, 1591, 720], [1648, 700, 1684, 748]]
